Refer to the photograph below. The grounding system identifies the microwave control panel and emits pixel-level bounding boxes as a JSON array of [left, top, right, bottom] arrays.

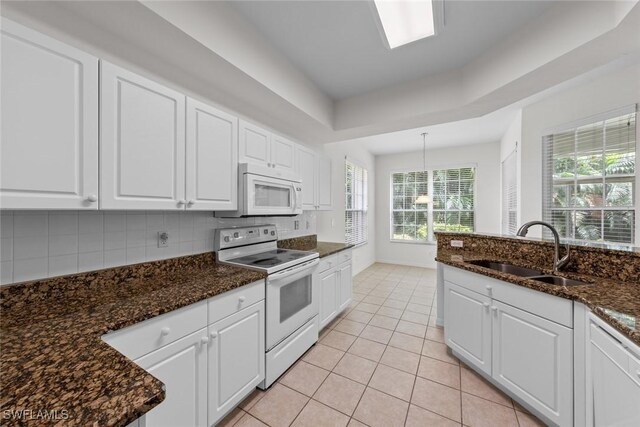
[[215, 225, 278, 250]]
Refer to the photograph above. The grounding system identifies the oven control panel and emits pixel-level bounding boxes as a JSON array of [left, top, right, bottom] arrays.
[[215, 225, 278, 250]]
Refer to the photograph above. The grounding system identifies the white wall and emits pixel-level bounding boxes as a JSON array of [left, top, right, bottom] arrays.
[[0, 211, 315, 285], [520, 62, 640, 238], [316, 142, 376, 275], [375, 142, 501, 268]]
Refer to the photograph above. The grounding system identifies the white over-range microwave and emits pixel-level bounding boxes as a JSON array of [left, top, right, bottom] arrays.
[[216, 163, 303, 217]]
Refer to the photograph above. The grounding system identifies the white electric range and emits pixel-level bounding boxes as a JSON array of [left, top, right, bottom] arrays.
[[215, 225, 320, 389]]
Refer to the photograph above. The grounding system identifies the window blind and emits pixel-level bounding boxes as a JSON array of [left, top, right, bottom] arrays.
[[345, 160, 368, 246], [432, 167, 476, 234], [542, 106, 636, 244], [390, 167, 475, 242], [502, 149, 518, 235]]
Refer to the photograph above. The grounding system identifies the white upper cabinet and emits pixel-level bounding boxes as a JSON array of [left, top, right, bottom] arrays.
[[317, 155, 333, 211], [0, 18, 99, 209], [239, 121, 296, 173], [186, 98, 238, 211], [100, 61, 186, 210], [271, 135, 296, 171], [296, 146, 318, 210], [239, 120, 270, 165]]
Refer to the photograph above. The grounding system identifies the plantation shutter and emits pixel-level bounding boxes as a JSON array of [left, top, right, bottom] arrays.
[[501, 149, 518, 235], [345, 160, 368, 246], [542, 105, 636, 244]]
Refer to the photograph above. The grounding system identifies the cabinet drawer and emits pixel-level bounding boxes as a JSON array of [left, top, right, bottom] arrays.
[[208, 280, 264, 325], [102, 300, 207, 360], [319, 255, 337, 274], [338, 250, 352, 265]]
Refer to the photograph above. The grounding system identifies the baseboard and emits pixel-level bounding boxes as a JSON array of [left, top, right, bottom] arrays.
[[373, 258, 437, 269]]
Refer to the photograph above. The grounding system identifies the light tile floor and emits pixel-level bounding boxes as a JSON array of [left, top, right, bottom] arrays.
[[219, 263, 547, 427]]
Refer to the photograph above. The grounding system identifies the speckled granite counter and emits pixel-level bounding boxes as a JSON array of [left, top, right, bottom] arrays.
[[278, 235, 354, 258], [0, 253, 265, 426], [436, 232, 640, 346]]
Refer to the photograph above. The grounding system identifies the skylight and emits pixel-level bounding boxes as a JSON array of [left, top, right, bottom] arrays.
[[374, 0, 435, 49]]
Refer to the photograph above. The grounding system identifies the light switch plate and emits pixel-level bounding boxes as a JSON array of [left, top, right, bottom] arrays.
[[451, 240, 464, 248]]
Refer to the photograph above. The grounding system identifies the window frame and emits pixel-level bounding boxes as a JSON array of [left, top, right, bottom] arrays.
[[345, 159, 368, 247], [389, 163, 477, 244], [541, 105, 638, 246]]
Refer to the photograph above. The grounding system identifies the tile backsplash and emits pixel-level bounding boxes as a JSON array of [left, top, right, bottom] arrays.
[[0, 210, 316, 285]]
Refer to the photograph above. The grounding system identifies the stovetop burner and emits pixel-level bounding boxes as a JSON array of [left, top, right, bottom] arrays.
[[228, 249, 311, 268]]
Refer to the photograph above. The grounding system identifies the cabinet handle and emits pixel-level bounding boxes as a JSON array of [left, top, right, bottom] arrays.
[[187, 200, 195, 206], [86, 194, 98, 203], [238, 296, 246, 303], [201, 336, 209, 344], [210, 331, 218, 339], [178, 200, 186, 205], [160, 327, 171, 336]]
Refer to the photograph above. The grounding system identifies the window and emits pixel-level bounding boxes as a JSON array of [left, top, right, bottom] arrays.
[[345, 160, 368, 246], [391, 167, 475, 242], [502, 149, 518, 235], [542, 107, 637, 244]]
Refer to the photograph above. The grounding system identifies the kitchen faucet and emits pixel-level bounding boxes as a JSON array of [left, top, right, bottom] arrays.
[[516, 221, 570, 272]]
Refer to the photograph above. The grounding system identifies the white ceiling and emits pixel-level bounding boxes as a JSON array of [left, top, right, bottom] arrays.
[[230, 0, 554, 100]]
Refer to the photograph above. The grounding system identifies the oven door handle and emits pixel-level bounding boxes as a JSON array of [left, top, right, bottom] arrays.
[[268, 258, 319, 281]]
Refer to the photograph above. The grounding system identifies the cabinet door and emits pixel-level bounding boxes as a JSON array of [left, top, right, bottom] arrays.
[[317, 155, 333, 211], [319, 270, 338, 329], [185, 98, 238, 211], [492, 300, 573, 427], [443, 281, 492, 375], [239, 120, 270, 165], [296, 147, 317, 210], [338, 262, 352, 312], [135, 328, 208, 427], [1, 18, 98, 209], [271, 135, 296, 171], [100, 61, 185, 210], [590, 324, 640, 427], [208, 301, 265, 426]]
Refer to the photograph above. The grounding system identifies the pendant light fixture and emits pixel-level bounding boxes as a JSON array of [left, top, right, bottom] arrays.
[[415, 132, 430, 204]]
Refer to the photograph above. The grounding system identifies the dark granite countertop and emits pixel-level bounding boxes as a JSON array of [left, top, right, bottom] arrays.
[[278, 235, 354, 258], [0, 253, 266, 426], [436, 253, 640, 346]]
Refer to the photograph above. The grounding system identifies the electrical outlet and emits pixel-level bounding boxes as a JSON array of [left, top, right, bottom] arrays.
[[306, 220, 310, 230], [294, 220, 300, 230], [451, 240, 464, 248], [158, 231, 169, 248]]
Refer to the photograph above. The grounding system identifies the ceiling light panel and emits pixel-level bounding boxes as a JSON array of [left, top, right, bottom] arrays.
[[374, 0, 435, 49]]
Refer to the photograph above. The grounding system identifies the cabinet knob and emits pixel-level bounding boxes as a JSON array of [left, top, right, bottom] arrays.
[[160, 327, 171, 336], [187, 200, 195, 206], [486, 285, 493, 294], [483, 303, 490, 309], [86, 194, 98, 202], [178, 199, 187, 205], [491, 306, 498, 313], [239, 296, 246, 303], [201, 336, 209, 344], [210, 331, 218, 339]]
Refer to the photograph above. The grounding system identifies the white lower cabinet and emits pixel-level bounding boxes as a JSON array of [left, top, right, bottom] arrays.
[[135, 329, 208, 427], [442, 266, 573, 426], [492, 300, 573, 427], [102, 281, 266, 427], [208, 301, 265, 425], [588, 315, 640, 427], [444, 282, 492, 375], [318, 251, 352, 329]]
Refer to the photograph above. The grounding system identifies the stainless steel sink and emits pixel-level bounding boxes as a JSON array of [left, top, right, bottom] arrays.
[[467, 260, 543, 277], [528, 275, 592, 286]]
